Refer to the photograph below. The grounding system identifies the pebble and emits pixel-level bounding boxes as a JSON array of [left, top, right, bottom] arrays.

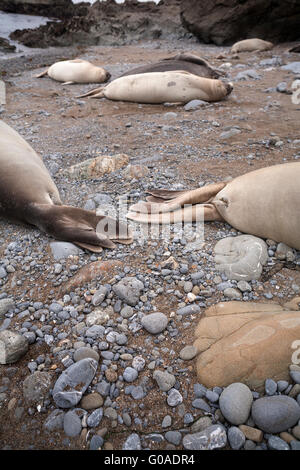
[[63, 409, 83, 437], [141, 312, 168, 334], [165, 431, 182, 445], [183, 425, 227, 450], [167, 389, 183, 407], [251, 396, 300, 433], [268, 436, 290, 451], [228, 426, 246, 450], [123, 367, 138, 382], [179, 345, 197, 360], [219, 383, 253, 425], [122, 433, 141, 450], [153, 370, 176, 392], [0, 330, 29, 364]]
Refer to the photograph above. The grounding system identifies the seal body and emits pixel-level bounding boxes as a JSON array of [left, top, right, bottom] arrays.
[[0, 120, 132, 251], [213, 163, 300, 250], [231, 38, 273, 54], [120, 53, 221, 79], [79, 71, 232, 103], [127, 163, 300, 250], [37, 59, 110, 84]]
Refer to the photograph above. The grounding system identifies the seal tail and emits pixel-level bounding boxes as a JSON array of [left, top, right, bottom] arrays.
[[76, 87, 105, 99], [30, 204, 133, 252]]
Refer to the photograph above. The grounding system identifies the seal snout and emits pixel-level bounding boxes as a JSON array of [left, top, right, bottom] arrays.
[[105, 70, 111, 82], [225, 82, 233, 96]]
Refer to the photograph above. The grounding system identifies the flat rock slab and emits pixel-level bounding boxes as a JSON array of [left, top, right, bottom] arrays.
[[214, 235, 268, 281], [183, 425, 227, 450], [193, 300, 300, 390], [0, 330, 28, 364], [52, 358, 98, 408]]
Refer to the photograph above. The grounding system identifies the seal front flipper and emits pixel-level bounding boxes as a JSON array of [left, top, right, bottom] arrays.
[[76, 87, 105, 99], [62, 81, 75, 85], [30, 204, 132, 252], [35, 70, 48, 78]]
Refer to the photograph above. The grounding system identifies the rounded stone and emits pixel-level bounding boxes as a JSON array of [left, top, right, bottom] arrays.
[[183, 425, 227, 450], [252, 396, 300, 433], [153, 370, 176, 392], [141, 312, 168, 334], [219, 382, 253, 425], [0, 330, 29, 364], [123, 367, 138, 382], [63, 410, 82, 437], [179, 345, 197, 360], [23, 371, 52, 405], [122, 433, 141, 450], [228, 426, 246, 450], [73, 347, 100, 363], [167, 389, 183, 407], [80, 393, 103, 410]]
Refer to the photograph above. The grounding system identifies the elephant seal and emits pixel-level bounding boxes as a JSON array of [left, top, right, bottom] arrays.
[[127, 163, 300, 250], [0, 120, 132, 252], [77, 71, 233, 104], [119, 53, 222, 79], [231, 38, 273, 54], [36, 59, 110, 85]]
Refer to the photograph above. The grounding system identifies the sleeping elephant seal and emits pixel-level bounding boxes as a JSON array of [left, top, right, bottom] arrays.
[[119, 53, 222, 79], [0, 120, 132, 252], [231, 38, 274, 54], [127, 163, 300, 250], [36, 59, 110, 85], [77, 71, 233, 104]]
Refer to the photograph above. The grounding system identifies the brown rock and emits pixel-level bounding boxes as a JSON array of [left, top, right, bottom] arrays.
[[61, 260, 123, 293], [105, 368, 118, 383], [279, 431, 296, 444], [64, 154, 129, 179], [193, 300, 300, 390], [239, 425, 263, 443], [80, 392, 103, 410]]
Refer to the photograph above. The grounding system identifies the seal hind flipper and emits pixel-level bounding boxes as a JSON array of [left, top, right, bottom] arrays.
[[62, 81, 75, 85], [35, 70, 48, 78], [127, 203, 223, 224], [130, 183, 226, 214], [146, 189, 190, 201], [76, 87, 105, 99]]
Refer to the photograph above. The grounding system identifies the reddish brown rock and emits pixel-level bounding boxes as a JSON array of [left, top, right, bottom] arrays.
[[193, 300, 300, 390]]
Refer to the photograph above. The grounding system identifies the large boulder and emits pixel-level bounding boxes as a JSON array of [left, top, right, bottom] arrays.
[[181, 0, 300, 46], [193, 299, 300, 390]]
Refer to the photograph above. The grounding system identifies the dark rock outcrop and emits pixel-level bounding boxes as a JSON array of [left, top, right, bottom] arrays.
[[181, 0, 300, 46], [0, 0, 88, 19], [9, 0, 187, 48]]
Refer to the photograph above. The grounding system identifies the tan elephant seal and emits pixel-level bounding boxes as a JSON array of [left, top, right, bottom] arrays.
[[77, 71, 233, 104], [127, 163, 300, 250], [0, 120, 132, 252], [35, 59, 110, 85], [119, 53, 223, 79], [231, 38, 274, 54]]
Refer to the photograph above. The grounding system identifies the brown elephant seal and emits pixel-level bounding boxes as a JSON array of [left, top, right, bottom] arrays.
[[77, 71, 233, 104], [119, 53, 222, 79], [127, 163, 300, 250], [231, 38, 274, 54], [36, 59, 110, 85], [0, 120, 132, 252]]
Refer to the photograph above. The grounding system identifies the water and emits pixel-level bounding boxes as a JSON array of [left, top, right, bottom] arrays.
[[0, 11, 53, 56]]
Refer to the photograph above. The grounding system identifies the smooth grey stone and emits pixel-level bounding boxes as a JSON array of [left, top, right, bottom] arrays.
[[0, 299, 15, 318], [123, 367, 138, 382], [153, 370, 176, 392], [184, 99, 207, 111], [87, 407, 103, 427], [44, 409, 65, 432], [112, 276, 144, 306], [252, 396, 300, 433], [167, 388, 183, 407], [277, 380, 289, 393], [220, 128, 241, 139], [50, 242, 81, 260], [0, 330, 28, 364], [141, 312, 168, 334], [228, 426, 246, 450], [162, 415, 172, 428], [192, 398, 211, 413], [291, 440, 300, 450], [165, 431, 182, 445], [214, 235, 268, 281], [73, 347, 99, 363], [267, 436, 290, 451], [63, 409, 82, 437], [89, 435, 104, 450], [235, 69, 261, 80], [265, 378, 277, 395], [219, 382, 253, 425], [183, 425, 227, 450], [281, 62, 300, 74], [23, 371, 52, 404], [176, 305, 200, 316], [122, 433, 141, 450], [52, 358, 98, 408], [290, 371, 300, 384]]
